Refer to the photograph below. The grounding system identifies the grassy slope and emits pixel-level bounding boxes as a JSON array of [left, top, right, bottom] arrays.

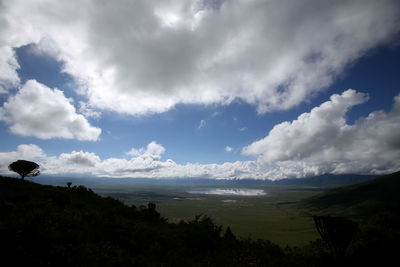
[[300, 171, 400, 267], [302, 171, 400, 220]]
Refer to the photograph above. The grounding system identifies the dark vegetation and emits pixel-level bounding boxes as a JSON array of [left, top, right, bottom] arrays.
[[1, 171, 399, 266]]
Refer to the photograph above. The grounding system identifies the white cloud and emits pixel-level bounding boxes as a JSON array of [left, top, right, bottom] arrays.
[[158, 160, 269, 180], [126, 148, 145, 158], [243, 89, 368, 161], [0, 141, 174, 177], [0, 46, 20, 93], [243, 90, 400, 175], [0, 0, 399, 115], [146, 141, 166, 156], [2, 101, 400, 181], [1, 89, 400, 180], [225, 146, 233, 152], [100, 156, 176, 175], [0, 143, 275, 179], [0, 80, 101, 141], [78, 101, 101, 119], [52, 141, 173, 177], [211, 111, 221, 117], [198, 119, 206, 129], [44, 150, 101, 175], [59, 151, 101, 167], [126, 141, 166, 158]]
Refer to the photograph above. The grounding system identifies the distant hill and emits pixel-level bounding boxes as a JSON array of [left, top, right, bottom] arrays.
[[30, 173, 378, 189], [272, 173, 378, 188], [302, 171, 400, 219]]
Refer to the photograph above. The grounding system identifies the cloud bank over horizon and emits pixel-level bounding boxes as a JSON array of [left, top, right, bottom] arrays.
[[1, 90, 399, 179], [0, 0, 399, 117]]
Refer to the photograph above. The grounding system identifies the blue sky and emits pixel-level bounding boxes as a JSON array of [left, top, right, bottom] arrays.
[[1, 0, 400, 179]]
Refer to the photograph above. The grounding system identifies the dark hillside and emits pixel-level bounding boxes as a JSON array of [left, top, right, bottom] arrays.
[[0, 176, 171, 266], [301, 172, 400, 267], [2, 174, 399, 266], [0, 176, 294, 266], [303, 171, 400, 217]]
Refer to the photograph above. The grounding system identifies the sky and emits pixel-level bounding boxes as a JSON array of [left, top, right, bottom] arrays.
[[0, 0, 400, 180]]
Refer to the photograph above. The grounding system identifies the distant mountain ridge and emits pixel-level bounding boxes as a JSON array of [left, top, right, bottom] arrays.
[[30, 173, 379, 188], [272, 173, 378, 187]]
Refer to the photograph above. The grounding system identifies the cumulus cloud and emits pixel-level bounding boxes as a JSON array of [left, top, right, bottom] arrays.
[[0, 0, 399, 115], [100, 141, 172, 175], [0, 80, 101, 141], [157, 160, 270, 180], [225, 146, 233, 152], [1, 99, 400, 181], [0, 46, 20, 93], [243, 89, 369, 161], [70, 142, 176, 177], [126, 141, 166, 158], [198, 119, 206, 129], [1, 89, 400, 180], [0, 142, 277, 179], [100, 156, 176, 175], [44, 150, 101, 175], [243, 90, 400, 175], [59, 151, 101, 167], [1, 90, 400, 180], [78, 101, 101, 119], [0, 141, 175, 177]]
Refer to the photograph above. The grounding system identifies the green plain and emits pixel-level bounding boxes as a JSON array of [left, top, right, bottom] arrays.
[[92, 184, 322, 246]]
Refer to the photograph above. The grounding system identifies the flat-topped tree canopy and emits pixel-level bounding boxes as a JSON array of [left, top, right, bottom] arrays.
[[8, 160, 40, 180]]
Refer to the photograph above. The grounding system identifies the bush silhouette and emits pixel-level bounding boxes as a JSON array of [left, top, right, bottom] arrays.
[[8, 160, 40, 181]]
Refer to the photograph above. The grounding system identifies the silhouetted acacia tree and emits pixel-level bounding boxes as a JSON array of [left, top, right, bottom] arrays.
[[8, 160, 40, 181]]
